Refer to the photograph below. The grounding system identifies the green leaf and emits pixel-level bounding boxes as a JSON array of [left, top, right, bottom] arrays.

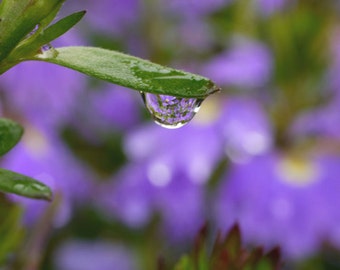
[[0, 0, 63, 62], [10, 11, 86, 61], [39, 11, 86, 45], [32, 46, 220, 98], [0, 118, 23, 156], [0, 169, 52, 201], [38, 0, 66, 30]]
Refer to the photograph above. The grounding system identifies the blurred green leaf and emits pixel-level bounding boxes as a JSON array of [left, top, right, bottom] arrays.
[[0, 204, 23, 265], [0, 203, 24, 266], [172, 225, 282, 270], [0, 118, 23, 156], [174, 256, 193, 270], [0, 169, 52, 201], [32, 46, 220, 98]]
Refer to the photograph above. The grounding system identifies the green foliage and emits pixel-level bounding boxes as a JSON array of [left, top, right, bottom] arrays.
[[0, 0, 63, 62], [11, 10, 86, 61], [32, 46, 219, 98], [0, 118, 23, 156], [0, 118, 53, 201], [0, 0, 219, 99], [0, 0, 221, 201], [0, 168, 52, 201], [0, 0, 221, 202], [170, 225, 282, 270]]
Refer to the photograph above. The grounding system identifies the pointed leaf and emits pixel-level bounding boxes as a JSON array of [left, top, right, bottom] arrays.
[[36, 11, 86, 46], [0, 169, 52, 201], [223, 224, 242, 259], [210, 231, 230, 269], [0, 118, 23, 156], [32, 46, 220, 98], [193, 225, 208, 268]]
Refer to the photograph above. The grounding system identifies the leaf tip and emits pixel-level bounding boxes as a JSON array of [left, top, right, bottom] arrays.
[[44, 190, 54, 202]]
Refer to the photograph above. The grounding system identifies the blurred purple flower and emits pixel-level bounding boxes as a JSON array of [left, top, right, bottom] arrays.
[[99, 164, 155, 228], [290, 103, 340, 139], [69, 85, 141, 142], [214, 152, 340, 259], [162, 0, 232, 17], [293, 28, 340, 139], [216, 97, 273, 162], [178, 19, 215, 51], [99, 163, 205, 241], [0, 30, 86, 130], [2, 124, 94, 226], [99, 117, 225, 240], [66, 0, 140, 35], [124, 121, 223, 184], [203, 38, 272, 89], [98, 94, 276, 241], [54, 240, 137, 270], [255, 0, 289, 16]]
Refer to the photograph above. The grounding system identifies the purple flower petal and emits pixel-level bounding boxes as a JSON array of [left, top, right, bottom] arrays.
[[203, 38, 272, 89], [54, 240, 137, 270], [214, 152, 340, 258]]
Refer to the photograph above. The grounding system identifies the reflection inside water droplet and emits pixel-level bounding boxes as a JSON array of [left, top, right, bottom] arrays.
[[41, 44, 53, 52], [140, 92, 203, 129]]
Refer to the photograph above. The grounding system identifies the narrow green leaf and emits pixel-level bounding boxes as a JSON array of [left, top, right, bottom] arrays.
[[32, 46, 220, 98], [0, 118, 23, 156], [223, 224, 242, 259], [0, 169, 53, 201], [40, 11, 86, 45]]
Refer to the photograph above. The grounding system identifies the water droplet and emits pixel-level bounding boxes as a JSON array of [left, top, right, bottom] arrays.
[[14, 183, 25, 191], [31, 183, 48, 191], [141, 92, 203, 129], [38, 44, 58, 59]]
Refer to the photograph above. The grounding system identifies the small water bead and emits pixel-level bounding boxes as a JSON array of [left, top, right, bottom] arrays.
[[38, 44, 58, 59], [141, 92, 204, 129]]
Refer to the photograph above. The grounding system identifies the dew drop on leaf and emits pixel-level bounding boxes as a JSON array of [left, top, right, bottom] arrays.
[[38, 44, 58, 59], [13, 183, 26, 192], [140, 92, 203, 129]]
